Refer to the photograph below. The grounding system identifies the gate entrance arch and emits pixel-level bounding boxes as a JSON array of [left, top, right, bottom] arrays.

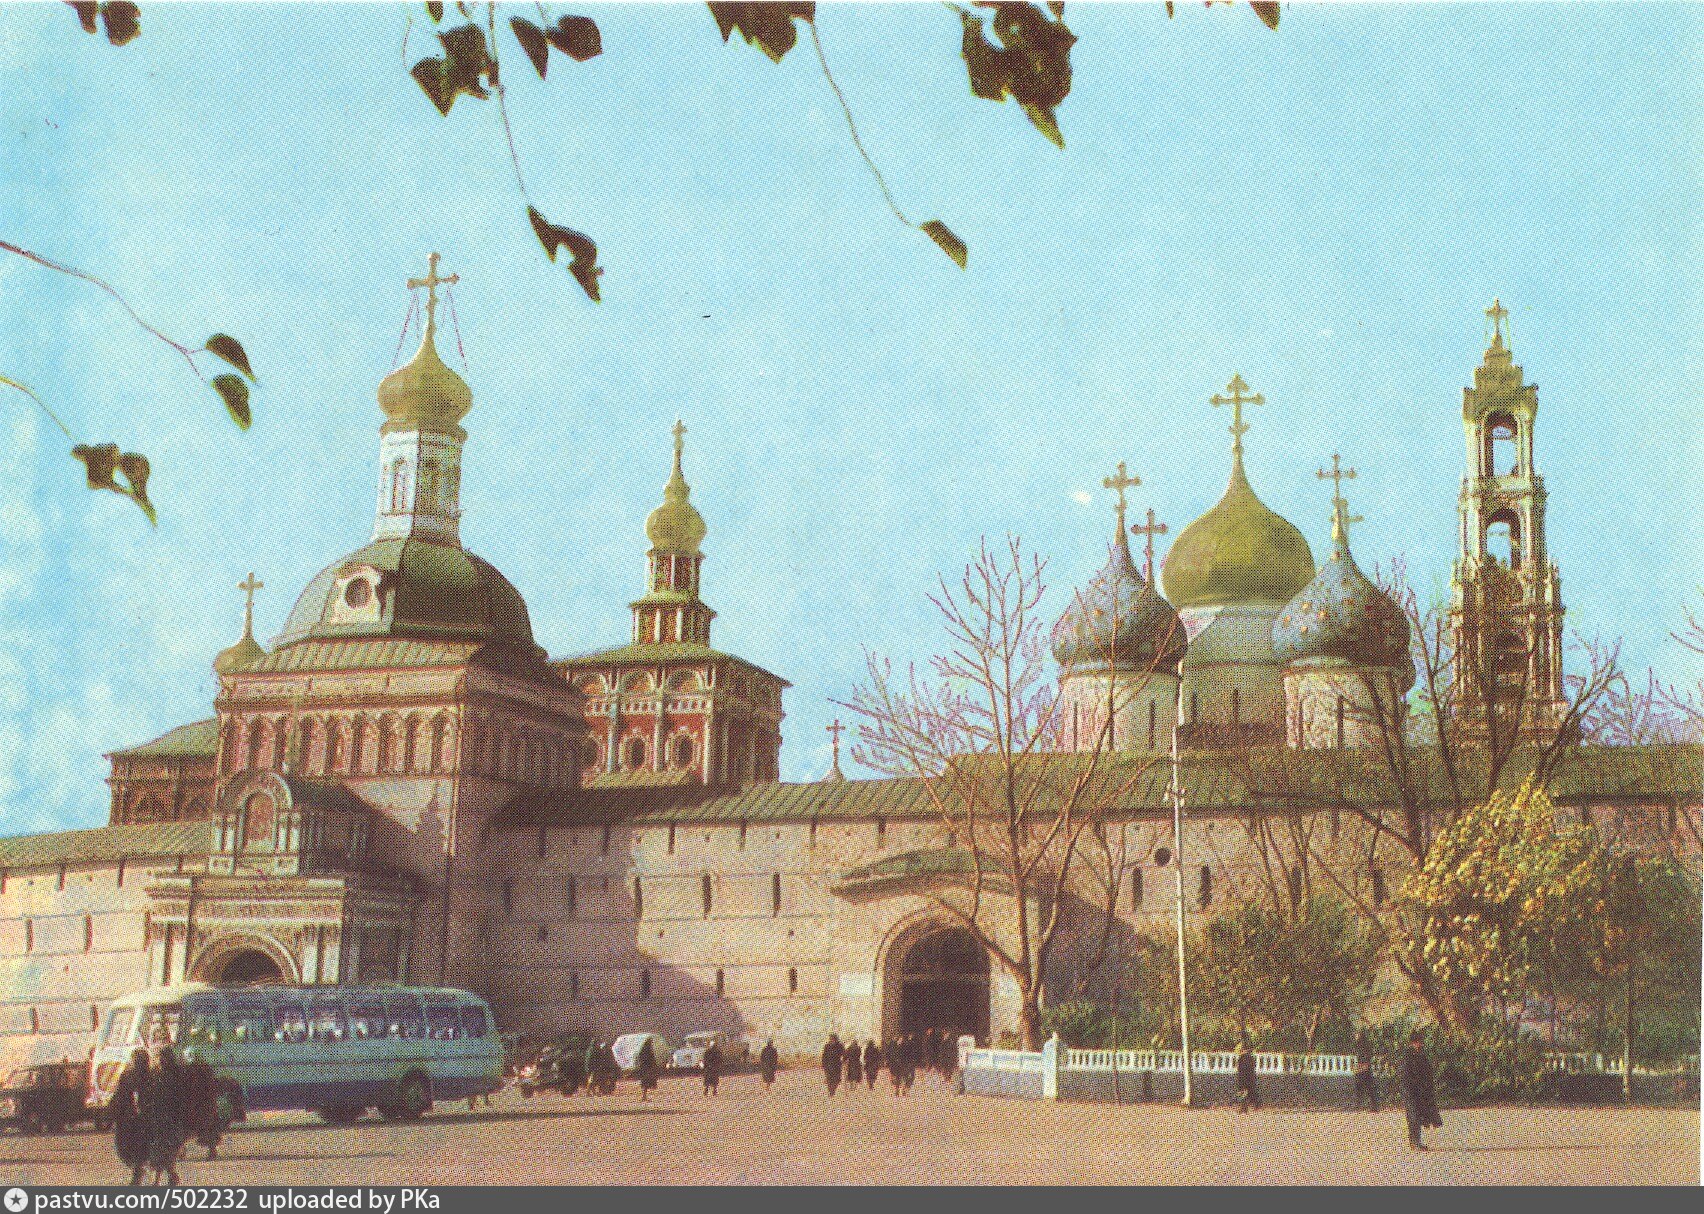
[[884, 925, 990, 1042], [187, 934, 298, 986]]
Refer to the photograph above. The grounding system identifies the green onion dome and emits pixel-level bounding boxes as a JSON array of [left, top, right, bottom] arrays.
[[376, 325, 472, 433], [1273, 518, 1412, 687], [645, 421, 707, 555], [1160, 456, 1315, 610], [1051, 535, 1187, 675]]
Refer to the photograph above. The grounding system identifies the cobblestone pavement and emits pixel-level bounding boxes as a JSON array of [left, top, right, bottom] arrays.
[[4, 1069, 1697, 1186]]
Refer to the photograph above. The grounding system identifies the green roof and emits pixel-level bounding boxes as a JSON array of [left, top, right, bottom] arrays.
[[832, 847, 1013, 896], [491, 744, 1701, 828], [0, 820, 210, 870], [109, 719, 219, 760], [556, 642, 789, 686], [586, 769, 699, 790], [246, 638, 480, 673]]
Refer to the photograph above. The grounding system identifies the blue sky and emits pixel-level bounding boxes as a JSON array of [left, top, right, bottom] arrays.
[[0, 2, 1698, 833]]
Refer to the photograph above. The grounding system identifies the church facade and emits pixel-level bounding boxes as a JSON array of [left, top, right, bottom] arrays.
[[2, 272, 1696, 1071]]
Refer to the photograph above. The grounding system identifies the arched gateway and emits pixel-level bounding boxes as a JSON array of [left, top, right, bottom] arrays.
[[885, 926, 990, 1042], [188, 935, 298, 986]]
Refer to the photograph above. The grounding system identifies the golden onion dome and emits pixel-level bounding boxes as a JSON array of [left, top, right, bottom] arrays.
[[213, 631, 266, 675], [376, 322, 472, 431], [1160, 453, 1315, 611], [645, 419, 707, 555]]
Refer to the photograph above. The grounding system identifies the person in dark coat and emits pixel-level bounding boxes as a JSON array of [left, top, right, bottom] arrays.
[[898, 1035, 917, 1095], [1234, 1038, 1261, 1112], [1353, 1031, 1380, 1113], [111, 1048, 150, 1186], [635, 1039, 660, 1102], [821, 1034, 845, 1096], [701, 1040, 722, 1096], [843, 1040, 862, 1089], [758, 1039, 779, 1090], [885, 1038, 904, 1095], [141, 1042, 184, 1186], [862, 1040, 881, 1091], [178, 1052, 224, 1160], [559, 1046, 586, 1096], [937, 1031, 958, 1078], [1401, 1031, 1441, 1149]]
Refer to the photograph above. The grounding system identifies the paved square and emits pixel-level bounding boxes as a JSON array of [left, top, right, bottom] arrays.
[[3, 1069, 1697, 1186]]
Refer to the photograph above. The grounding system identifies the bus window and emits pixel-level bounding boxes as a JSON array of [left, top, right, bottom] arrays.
[[274, 1002, 309, 1044], [182, 996, 222, 1047], [458, 1005, 489, 1039], [349, 1002, 386, 1041], [424, 1004, 460, 1040], [227, 998, 272, 1044], [385, 996, 425, 1040], [309, 997, 347, 1042], [103, 1007, 137, 1048], [136, 1004, 183, 1045]]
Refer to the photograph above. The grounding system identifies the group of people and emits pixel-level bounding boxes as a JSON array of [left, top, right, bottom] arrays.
[[1231, 1030, 1443, 1149], [109, 1034, 226, 1186], [815, 1030, 962, 1097]]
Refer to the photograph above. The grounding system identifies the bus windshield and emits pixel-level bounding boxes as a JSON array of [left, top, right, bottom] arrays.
[[135, 1003, 183, 1046]]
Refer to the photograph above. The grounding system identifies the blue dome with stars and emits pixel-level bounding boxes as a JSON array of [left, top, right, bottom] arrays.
[[1051, 535, 1187, 676], [1273, 521, 1412, 685]]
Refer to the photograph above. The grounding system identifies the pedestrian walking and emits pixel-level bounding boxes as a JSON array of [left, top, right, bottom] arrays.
[[111, 1047, 149, 1186], [1234, 1037, 1261, 1112], [886, 1038, 905, 1095], [821, 1033, 845, 1096], [595, 1042, 619, 1095], [844, 1040, 862, 1089], [759, 1039, 779, 1090], [1353, 1031, 1380, 1113], [1400, 1031, 1442, 1150], [635, 1038, 660, 1102], [702, 1040, 723, 1096], [936, 1031, 957, 1079], [141, 1039, 184, 1186], [179, 1051, 224, 1160], [897, 1035, 916, 1095], [862, 1040, 881, 1091]]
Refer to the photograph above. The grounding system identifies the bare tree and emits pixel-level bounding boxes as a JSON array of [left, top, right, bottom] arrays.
[[840, 536, 1173, 1048]]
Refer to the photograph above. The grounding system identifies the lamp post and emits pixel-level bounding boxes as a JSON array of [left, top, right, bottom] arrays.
[[1170, 679, 1194, 1107]]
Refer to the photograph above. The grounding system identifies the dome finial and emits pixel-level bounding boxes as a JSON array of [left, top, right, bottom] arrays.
[[378, 253, 472, 430], [1210, 373, 1265, 470], [215, 571, 267, 674], [1315, 453, 1361, 559], [1131, 506, 1169, 585], [1485, 297, 1510, 352], [823, 717, 847, 782], [409, 252, 460, 343], [1101, 460, 1141, 560], [646, 418, 708, 554]]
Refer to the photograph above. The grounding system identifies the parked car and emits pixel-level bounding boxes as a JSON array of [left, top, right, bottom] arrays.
[[610, 1032, 670, 1075], [1, 1062, 92, 1135], [517, 1031, 594, 1097], [671, 1032, 749, 1072]]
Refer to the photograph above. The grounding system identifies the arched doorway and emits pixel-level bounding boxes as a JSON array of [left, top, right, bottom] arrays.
[[891, 927, 990, 1041], [216, 949, 284, 985]]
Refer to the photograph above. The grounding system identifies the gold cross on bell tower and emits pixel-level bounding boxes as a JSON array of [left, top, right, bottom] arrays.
[[1485, 297, 1510, 349], [1316, 453, 1362, 552], [1131, 507, 1168, 583], [1210, 374, 1264, 456], [1102, 460, 1140, 534], [237, 571, 263, 640], [408, 252, 460, 333]]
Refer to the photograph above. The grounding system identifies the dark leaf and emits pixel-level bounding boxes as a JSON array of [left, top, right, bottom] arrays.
[[410, 23, 494, 115], [544, 15, 602, 62], [527, 206, 603, 302], [426, 1, 443, 22], [956, 3, 1074, 144], [511, 17, 550, 79], [1250, 2, 1280, 31], [920, 220, 967, 270], [1047, 1, 1064, 16], [1165, 2, 1175, 16], [211, 375, 251, 430], [67, 2, 97, 35], [204, 334, 254, 381], [99, 2, 140, 47], [707, 2, 815, 64], [72, 443, 155, 525]]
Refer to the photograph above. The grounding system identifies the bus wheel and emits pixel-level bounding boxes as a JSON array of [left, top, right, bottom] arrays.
[[383, 1074, 430, 1122], [317, 1105, 365, 1125]]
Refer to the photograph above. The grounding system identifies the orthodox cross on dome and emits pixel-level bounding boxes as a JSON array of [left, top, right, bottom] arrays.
[[1316, 453, 1363, 553], [825, 717, 847, 781], [1102, 460, 1140, 535], [407, 252, 459, 334], [671, 418, 687, 472], [1131, 506, 1168, 584], [1210, 374, 1264, 457], [237, 571, 263, 639], [1485, 297, 1510, 349]]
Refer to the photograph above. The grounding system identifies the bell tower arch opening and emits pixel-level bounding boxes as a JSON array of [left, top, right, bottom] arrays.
[[884, 925, 990, 1043], [217, 949, 285, 985]]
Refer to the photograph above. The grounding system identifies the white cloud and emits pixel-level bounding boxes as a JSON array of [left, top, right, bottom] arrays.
[[1071, 490, 1093, 506]]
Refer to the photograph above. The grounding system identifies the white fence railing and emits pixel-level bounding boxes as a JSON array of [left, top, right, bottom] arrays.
[[1064, 1048, 1358, 1075], [964, 1047, 1047, 1073], [1545, 1052, 1699, 1077]]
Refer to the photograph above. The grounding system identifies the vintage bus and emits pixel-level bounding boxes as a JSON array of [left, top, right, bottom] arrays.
[[89, 983, 503, 1124]]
